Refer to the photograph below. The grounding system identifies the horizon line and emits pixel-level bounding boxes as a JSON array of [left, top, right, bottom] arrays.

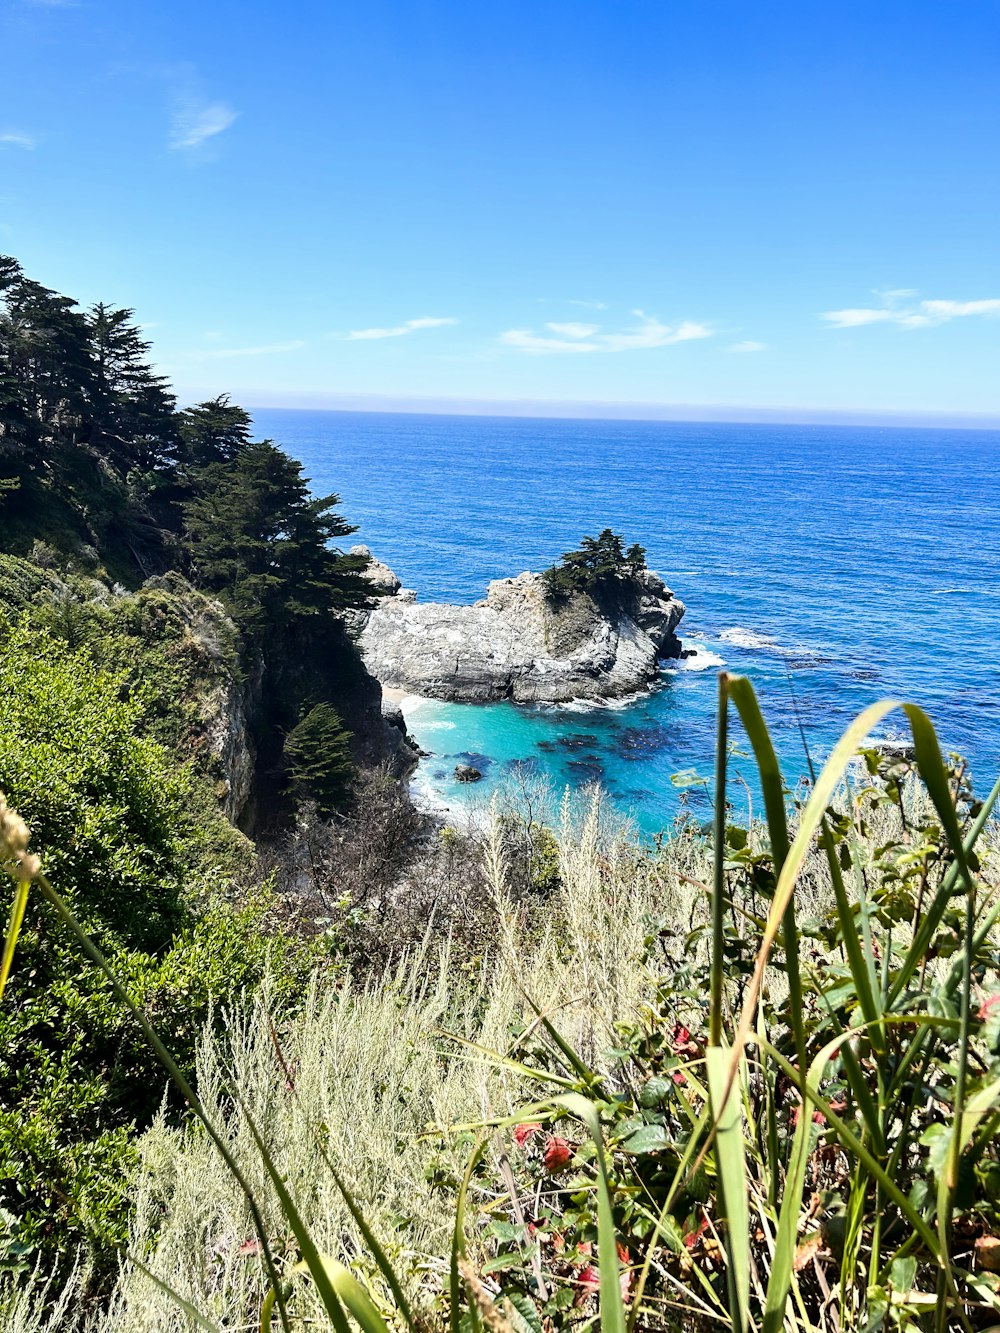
[[183, 390, 1000, 432]]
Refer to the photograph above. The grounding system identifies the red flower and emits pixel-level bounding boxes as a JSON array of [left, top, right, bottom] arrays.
[[543, 1135, 574, 1172], [617, 1244, 633, 1297], [672, 1022, 699, 1056], [513, 1122, 541, 1147], [683, 1215, 710, 1250], [790, 1097, 846, 1128], [576, 1264, 600, 1294], [979, 994, 1000, 1021]]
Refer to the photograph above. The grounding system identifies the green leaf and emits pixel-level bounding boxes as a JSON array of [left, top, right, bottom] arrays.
[[621, 1124, 672, 1155]]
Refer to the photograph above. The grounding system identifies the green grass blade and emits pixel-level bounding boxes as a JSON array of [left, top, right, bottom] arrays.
[[125, 1252, 222, 1332], [326, 1260, 395, 1333], [761, 1093, 812, 1333], [451, 1139, 487, 1333], [519, 991, 602, 1086], [0, 879, 30, 1002], [555, 1093, 627, 1333], [705, 1047, 750, 1333], [262, 1258, 394, 1333], [239, 1099, 353, 1333], [900, 703, 976, 893], [320, 1158, 418, 1330], [710, 672, 729, 1048], [726, 675, 807, 1073], [438, 1031, 578, 1089]]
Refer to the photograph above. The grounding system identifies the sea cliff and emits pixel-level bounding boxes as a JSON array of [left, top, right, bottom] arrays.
[[351, 546, 685, 703]]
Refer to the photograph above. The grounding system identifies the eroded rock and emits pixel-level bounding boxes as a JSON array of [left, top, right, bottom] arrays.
[[353, 559, 685, 704]]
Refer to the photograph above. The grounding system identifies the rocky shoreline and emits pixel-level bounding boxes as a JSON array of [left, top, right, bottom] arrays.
[[349, 547, 686, 706]]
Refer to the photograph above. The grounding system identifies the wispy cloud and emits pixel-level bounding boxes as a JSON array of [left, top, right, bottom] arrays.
[[181, 340, 306, 360], [0, 132, 37, 150], [169, 87, 238, 151], [729, 340, 767, 353], [501, 310, 711, 355], [822, 290, 1000, 329], [347, 316, 458, 341], [546, 321, 601, 339]]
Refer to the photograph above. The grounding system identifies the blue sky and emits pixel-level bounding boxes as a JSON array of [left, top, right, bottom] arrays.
[[3, 0, 999, 421]]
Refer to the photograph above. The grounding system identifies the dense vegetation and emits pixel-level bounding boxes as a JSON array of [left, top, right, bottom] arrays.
[[2, 256, 999, 1332], [542, 528, 647, 603], [0, 258, 388, 1286], [0, 255, 386, 821]]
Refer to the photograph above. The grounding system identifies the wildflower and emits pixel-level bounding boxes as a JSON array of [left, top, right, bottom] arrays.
[[671, 1022, 700, 1057], [790, 1103, 826, 1128], [543, 1135, 573, 1172], [576, 1263, 600, 1295], [0, 791, 40, 883], [617, 1244, 633, 1297], [978, 994, 1000, 1021], [683, 1214, 710, 1250], [513, 1122, 540, 1147]]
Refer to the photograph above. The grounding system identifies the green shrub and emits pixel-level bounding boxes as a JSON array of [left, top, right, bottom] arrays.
[[0, 628, 310, 1275]]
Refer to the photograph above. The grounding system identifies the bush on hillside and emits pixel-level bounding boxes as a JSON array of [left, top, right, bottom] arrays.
[[0, 628, 311, 1275]]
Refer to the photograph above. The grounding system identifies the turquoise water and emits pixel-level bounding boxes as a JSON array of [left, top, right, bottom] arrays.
[[252, 410, 1000, 832]]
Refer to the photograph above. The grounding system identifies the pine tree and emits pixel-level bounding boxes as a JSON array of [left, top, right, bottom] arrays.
[[182, 440, 372, 635], [179, 394, 253, 468], [86, 304, 177, 471], [283, 702, 355, 813]]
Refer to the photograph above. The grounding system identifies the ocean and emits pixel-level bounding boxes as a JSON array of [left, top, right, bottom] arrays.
[[251, 409, 1000, 832]]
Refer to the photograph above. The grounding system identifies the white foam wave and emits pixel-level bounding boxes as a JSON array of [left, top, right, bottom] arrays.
[[719, 626, 812, 657], [406, 767, 470, 826], [416, 719, 457, 732], [680, 645, 726, 671]]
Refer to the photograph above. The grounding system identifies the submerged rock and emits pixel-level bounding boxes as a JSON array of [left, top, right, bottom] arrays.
[[454, 764, 483, 783], [354, 560, 685, 705]]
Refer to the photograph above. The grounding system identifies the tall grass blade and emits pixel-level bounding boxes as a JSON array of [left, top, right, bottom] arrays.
[[451, 1139, 487, 1333], [262, 1259, 393, 1333], [705, 1047, 750, 1333], [0, 880, 29, 1002], [555, 1094, 627, 1333], [239, 1100, 352, 1333], [31, 873, 294, 1333], [726, 675, 808, 1072], [125, 1253, 222, 1332]]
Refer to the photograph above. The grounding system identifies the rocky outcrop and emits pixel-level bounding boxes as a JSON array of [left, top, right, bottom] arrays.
[[354, 559, 685, 704]]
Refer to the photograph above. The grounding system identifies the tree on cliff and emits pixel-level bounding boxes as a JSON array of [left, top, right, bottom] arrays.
[[179, 394, 253, 467], [283, 702, 355, 814], [542, 528, 647, 602], [182, 439, 372, 636]]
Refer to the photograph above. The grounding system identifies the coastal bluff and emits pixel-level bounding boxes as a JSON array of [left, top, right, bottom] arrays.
[[349, 546, 685, 704]]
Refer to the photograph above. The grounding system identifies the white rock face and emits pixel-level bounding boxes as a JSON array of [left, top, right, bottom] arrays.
[[355, 562, 685, 703]]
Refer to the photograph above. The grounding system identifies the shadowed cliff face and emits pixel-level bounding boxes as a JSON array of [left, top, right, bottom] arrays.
[[353, 559, 685, 704]]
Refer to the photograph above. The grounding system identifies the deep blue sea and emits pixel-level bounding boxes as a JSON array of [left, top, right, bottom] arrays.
[[252, 409, 1000, 832]]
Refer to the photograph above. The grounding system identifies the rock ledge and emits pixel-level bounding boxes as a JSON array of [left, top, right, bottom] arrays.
[[350, 550, 685, 704]]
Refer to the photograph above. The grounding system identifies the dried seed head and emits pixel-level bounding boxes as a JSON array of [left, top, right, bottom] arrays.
[[0, 791, 40, 883]]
